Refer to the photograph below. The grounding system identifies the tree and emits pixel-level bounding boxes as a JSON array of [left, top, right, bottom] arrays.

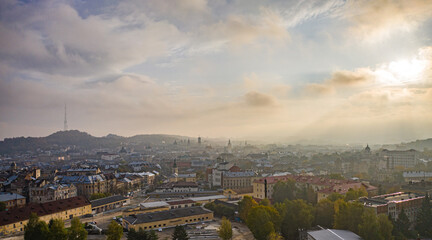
[[107, 220, 123, 240], [218, 217, 233, 240], [238, 196, 257, 222], [327, 192, 344, 202], [172, 225, 188, 240], [246, 205, 281, 240], [267, 232, 283, 240], [0, 202, 6, 211], [415, 194, 432, 237], [344, 187, 368, 201], [358, 209, 382, 240], [48, 219, 68, 240], [148, 230, 159, 240], [278, 199, 314, 240], [24, 213, 50, 240], [260, 198, 271, 206], [68, 217, 87, 240], [377, 214, 393, 240], [272, 180, 298, 203], [394, 208, 412, 239], [333, 199, 364, 233], [315, 199, 335, 228]]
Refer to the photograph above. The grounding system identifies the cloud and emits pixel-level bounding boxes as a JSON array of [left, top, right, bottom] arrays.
[[327, 68, 375, 86], [243, 91, 277, 107], [304, 83, 335, 96], [341, 0, 432, 42], [0, 0, 187, 77]]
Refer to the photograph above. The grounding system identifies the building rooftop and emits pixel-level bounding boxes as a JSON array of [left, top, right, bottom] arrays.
[[124, 207, 212, 225], [360, 192, 424, 207], [308, 229, 362, 240], [91, 195, 128, 208], [0, 192, 25, 202], [223, 171, 256, 178], [140, 201, 169, 209], [0, 196, 90, 226], [189, 195, 227, 202], [167, 199, 195, 205]]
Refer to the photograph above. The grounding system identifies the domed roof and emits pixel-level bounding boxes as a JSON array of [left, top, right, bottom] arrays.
[[365, 144, 371, 152]]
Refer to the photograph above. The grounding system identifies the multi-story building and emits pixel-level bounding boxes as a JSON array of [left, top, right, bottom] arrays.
[[402, 171, 432, 183], [155, 182, 199, 193], [0, 196, 91, 235], [59, 175, 107, 197], [253, 175, 377, 201], [0, 192, 26, 209], [379, 149, 418, 169], [360, 192, 424, 224], [29, 182, 77, 203], [222, 171, 256, 190], [253, 175, 291, 200]]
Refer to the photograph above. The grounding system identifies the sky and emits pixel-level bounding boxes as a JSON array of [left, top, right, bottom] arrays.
[[0, 0, 432, 144]]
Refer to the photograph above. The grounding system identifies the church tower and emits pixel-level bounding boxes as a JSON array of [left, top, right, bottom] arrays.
[[173, 159, 178, 175]]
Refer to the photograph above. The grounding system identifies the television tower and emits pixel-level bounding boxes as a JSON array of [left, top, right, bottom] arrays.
[[64, 103, 68, 131]]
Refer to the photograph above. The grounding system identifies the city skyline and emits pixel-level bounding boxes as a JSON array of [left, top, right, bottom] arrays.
[[1, 0, 432, 143]]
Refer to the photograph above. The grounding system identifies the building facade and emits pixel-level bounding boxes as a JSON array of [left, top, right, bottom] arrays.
[[360, 192, 424, 224], [0, 196, 91, 235]]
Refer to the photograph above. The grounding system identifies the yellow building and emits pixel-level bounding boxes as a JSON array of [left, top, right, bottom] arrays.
[[123, 207, 213, 231], [0, 196, 91, 236]]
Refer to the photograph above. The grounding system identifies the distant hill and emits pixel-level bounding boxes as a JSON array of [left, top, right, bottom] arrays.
[[0, 130, 192, 154], [394, 138, 432, 151]]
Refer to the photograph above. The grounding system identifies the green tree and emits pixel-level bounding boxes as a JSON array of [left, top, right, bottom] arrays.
[[377, 214, 394, 240], [358, 209, 382, 240], [172, 225, 189, 240], [267, 232, 283, 240], [148, 230, 159, 240], [315, 199, 335, 228], [0, 202, 6, 211], [218, 217, 233, 240], [246, 205, 281, 240], [272, 179, 298, 203], [260, 198, 271, 206], [48, 219, 68, 240], [327, 192, 344, 202], [344, 187, 368, 201], [107, 220, 123, 240], [238, 196, 257, 222], [127, 228, 139, 240], [24, 213, 50, 240], [68, 217, 87, 240], [278, 199, 314, 240], [415, 194, 432, 237], [394, 208, 412, 239], [333, 199, 364, 233]]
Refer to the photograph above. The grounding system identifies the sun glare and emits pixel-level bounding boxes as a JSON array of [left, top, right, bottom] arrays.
[[376, 58, 428, 85]]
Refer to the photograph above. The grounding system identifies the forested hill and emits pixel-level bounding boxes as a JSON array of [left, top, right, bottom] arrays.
[[0, 130, 189, 154]]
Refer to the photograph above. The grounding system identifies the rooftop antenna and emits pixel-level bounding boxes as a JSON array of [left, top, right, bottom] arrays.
[[64, 103, 68, 131]]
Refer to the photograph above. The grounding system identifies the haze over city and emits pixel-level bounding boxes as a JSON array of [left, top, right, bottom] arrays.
[[1, 0, 432, 144]]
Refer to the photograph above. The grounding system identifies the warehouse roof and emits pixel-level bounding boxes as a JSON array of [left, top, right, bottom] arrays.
[[124, 207, 211, 225]]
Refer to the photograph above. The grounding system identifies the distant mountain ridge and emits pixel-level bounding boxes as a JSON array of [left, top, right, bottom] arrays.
[[0, 130, 193, 154]]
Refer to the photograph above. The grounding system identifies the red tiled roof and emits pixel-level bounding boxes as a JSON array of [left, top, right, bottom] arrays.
[[0, 196, 90, 226]]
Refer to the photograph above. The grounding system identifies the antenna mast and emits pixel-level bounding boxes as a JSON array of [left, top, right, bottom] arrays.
[[64, 103, 68, 131]]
